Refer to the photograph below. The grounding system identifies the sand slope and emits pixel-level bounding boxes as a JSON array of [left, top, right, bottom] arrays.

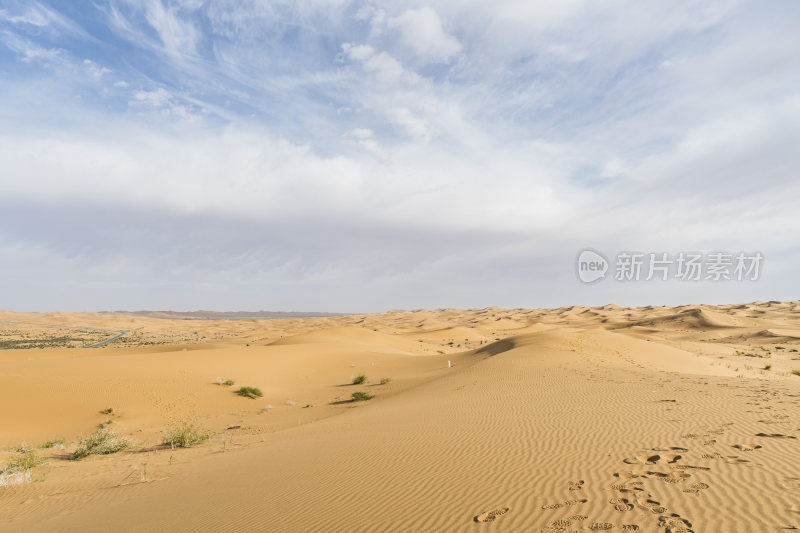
[[2, 302, 800, 531]]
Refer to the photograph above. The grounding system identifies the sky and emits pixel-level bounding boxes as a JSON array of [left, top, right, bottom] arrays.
[[0, 0, 798, 312]]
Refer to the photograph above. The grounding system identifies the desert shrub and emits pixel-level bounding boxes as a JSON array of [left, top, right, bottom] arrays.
[[764, 364, 772, 370], [72, 429, 130, 460], [380, 377, 391, 385], [236, 386, 263, 399], [352, 374, 367, 385], [792, 370, 800, 377], [351, 391, 373, 401], [162, 422, 210, 449], [41, 437, 66, 449], [4, 452, 44, 472], [100, 408, 113, 415]]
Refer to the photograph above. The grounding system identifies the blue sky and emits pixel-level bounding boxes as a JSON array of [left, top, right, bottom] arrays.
[[1, 1, 798, 312]]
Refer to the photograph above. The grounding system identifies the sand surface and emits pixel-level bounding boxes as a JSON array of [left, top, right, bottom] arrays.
[[2, 302, 800, 532]]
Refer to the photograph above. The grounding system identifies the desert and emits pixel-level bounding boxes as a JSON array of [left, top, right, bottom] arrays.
[[2, 302, 800, 531]]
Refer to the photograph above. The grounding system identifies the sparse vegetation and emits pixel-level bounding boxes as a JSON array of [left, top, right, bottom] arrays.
[[5, 452, 45, 472], [792, 370, 800, 377], [100, 408, 113, 415], [236, 386, 263, 399], [71, 429, 130, 460], [380, 377, 392, 385], [162, 422, 210, 449], [11, 442, 32, 453], [351, 391, 373, 401], [41, 436, 66, 449], [764, 364, 772, 370], [216, 379, 235, 386], [352, 374, 367, 385]]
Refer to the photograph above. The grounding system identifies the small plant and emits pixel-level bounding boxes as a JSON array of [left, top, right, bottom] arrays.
[[100, 408, 113, 415], [5, 452, 45, 472], [352, 374, 367, 385], [72, 429, 130, 460], [764, 364, 772, 370], [11, 442, 32, 453], [236, 386, 263, 399], [380, 377, 392, 385], [162, 422, 210, 449], [792, 370, 800, 377], [351, 391, 373, 401], [216, 379, 235, 386], [41, 436, 66, 449], [99, 419, 114, 429]]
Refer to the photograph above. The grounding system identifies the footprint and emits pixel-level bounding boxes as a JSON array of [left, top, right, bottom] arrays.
[[609, 498, 634, 512], [541, 498, 588, 510], [621, 526, 640, 531], [682, 482, 709, 495], [652, 471, 691, 484], [724, 456, 750, 464], [635, 498, 667, 514], [549, 518, 572, 528], [781, 478, 800, 490], [756, 433, 796, 439], [569, 514, 588, 521], [614, 470, 650, 480], [589, 523, 614, 530], [732, 444, 762, 451], [474, 507, 509, 523], [569, 480, 585, 491], [624, 454, 682, 465], [658, 513, 694, 533]]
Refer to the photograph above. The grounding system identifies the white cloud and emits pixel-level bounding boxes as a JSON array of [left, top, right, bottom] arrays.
[[142, 0, 200, 57], [386, 7, 462, 63], [83, 59, 110, 81], [341, 43, 419, 84]]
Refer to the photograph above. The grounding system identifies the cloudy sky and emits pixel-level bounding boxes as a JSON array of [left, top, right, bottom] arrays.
[[0, 1, 798, 312]]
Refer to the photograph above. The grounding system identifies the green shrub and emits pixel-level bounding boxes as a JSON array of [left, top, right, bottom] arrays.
[[792, 370, 800, 377], [380, 377, 391, 385], [236, 386, 263, 399], [41, 437, 66, 449], [72, 429, 130, 460], [162, 422, 210, 449], [100, 408, 113, 415], [4, 452, 45, 472], [351, 391, 373, 401], [352, 374, 367, 385], [764, 364, 772, 370]]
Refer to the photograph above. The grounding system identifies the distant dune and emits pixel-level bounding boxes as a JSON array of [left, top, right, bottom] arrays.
[[2, 301, 800, 531], [108, 310, 352, 320]]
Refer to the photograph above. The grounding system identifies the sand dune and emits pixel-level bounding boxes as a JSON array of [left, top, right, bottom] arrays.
[[2, 301, 800, 531]]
